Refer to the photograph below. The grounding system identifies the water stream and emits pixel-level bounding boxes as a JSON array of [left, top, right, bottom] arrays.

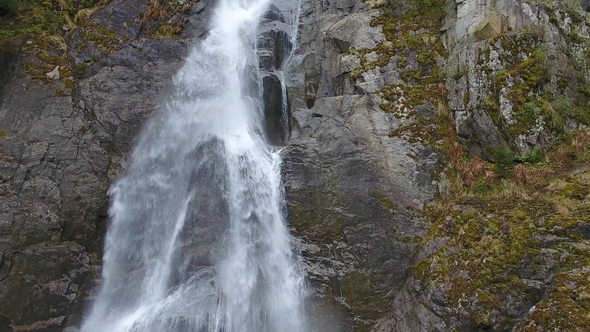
[[80, 0, 305, 331]]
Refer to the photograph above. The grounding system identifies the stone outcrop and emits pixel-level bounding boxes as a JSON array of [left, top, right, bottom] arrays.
[[1, 0, 590, 331], [443, 0, 590, 157], [0, 0, 214, 330], [284, 0, 590, 331], [283, 0, 443, 330]]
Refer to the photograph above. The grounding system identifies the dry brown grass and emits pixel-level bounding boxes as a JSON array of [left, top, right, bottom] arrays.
[[74, 8, 94, 25], [153, 23, 185, 38], [548, 129, 590, 168], [141, 0, 192, 38], [143, 0, 172, 32], [446, 123, 488, 187], [148, 0, 169, 21], [511, 163, 529, 184], [437, 99, 449, 118], [180, 3, 193, 13], [456, 156, 485, 187], [488, 179, 530, 201], [485, 169, 498, 185]]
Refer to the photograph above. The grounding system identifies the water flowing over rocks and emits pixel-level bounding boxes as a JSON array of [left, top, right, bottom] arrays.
[[0, 1, 208, 330], [1, 0, 590, 331]]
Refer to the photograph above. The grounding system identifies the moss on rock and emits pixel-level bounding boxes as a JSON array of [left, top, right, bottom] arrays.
[[418, 128, 590, 329]]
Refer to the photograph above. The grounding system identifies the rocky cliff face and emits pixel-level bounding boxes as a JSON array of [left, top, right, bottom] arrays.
[[0, 0, 213, 330], [283, 0, 442, 330], [0, 0, 589, 331], [285, 0, 590, 331]]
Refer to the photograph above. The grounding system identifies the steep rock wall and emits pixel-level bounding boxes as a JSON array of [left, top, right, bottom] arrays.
[[443, 0, 590, 158], [285, 0, 590, 331], [284, 0, 444, 330], [0, 0, 214, 330], [0, 0, 589, 331]]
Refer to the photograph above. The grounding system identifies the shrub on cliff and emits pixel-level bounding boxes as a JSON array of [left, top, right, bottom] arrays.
[[493, 146, 515, 177]]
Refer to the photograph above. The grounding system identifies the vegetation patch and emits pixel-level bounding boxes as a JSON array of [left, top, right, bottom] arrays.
[[0, 0, 113, 83], [351, 0, 451, 161], [0, 0, 107, 46], [418, 128, 590, 330], [142, 0, 193, 39], [516, 268, 590, 331]]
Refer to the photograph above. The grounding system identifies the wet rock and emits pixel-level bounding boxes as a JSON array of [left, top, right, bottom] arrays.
[[257, 28, 292, 71], [284, 93, 438, 328], [262, 74, 289, 145], [302, 53, 320, 109], [261, 4, 287, 23], [281, 0, 445, 328], [182, 0, 216, 39], [0, 0, 215, 328], [0, 50, 19, 103]]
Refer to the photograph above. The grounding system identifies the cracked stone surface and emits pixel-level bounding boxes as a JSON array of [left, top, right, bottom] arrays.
[[0, 0, 213, 330], [3, 0, 587, 331], [282, 0, 441, 330]]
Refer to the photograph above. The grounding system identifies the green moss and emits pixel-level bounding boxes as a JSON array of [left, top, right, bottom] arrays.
[[415, 259, 431, 280], [73, 63, 87, 79], [396, 56, 407, 68], [55, 88, 67, 96], [417, 45, 437, 67], [503, 47, 550, 134], [77, 23, 124, 55], [76, 39, 88, 52], [288, 176, 351, 240], [0, 130, 6, 137], [559, 183, 589, 200], [340, 271, 390, 320], [569, 30, 587, 43], [419, 161, 590, 329], [371, 190, 394, 210], [0, 0, 109, 88], [521, 269, 590, 330], [0, 0, 93, 47], [64, 79, 74, 89]]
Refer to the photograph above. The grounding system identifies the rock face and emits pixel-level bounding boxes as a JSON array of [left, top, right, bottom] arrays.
[[283, 0, 442, 330], [1, 0, 590, 331], [257, 1, 297, 145], [0, 0, 214, 330], [283, 0, 590, 331], [443, 0, 590, 157]]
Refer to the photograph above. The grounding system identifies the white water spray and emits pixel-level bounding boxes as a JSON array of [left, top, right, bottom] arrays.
[[80, 0, 306, 331]]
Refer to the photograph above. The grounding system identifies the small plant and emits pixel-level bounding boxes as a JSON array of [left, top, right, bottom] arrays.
[[566, 0, 584, 22], [514, 146, 546, 165], [528, 146, 546, 164], [472, 177, 490, 195], [493, 146, 515, 177]]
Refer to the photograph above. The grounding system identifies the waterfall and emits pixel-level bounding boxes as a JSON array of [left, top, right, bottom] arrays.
[[80, 0, 306, 331]]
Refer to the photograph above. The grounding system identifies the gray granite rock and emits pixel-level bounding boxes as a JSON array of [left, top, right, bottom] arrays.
[[0, 0, 211, 329]]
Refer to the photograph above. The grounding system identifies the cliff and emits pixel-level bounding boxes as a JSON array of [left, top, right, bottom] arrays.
[[0, 0, 212, 330], [0, 0, 589, 331]]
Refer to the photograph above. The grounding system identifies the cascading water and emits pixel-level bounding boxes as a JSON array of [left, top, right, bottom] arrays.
[[80, 0, 306, 331]]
